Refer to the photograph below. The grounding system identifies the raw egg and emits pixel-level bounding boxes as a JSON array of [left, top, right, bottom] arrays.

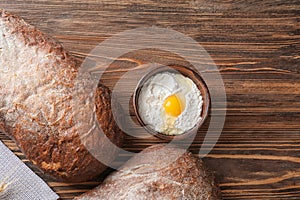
[[163, 94, 183, 117]]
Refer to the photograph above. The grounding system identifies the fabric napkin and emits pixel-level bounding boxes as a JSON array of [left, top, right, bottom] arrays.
[[0, 140, 59, 200]]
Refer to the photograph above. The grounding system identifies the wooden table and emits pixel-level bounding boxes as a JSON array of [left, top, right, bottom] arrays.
[[0, 0, 299, 199]]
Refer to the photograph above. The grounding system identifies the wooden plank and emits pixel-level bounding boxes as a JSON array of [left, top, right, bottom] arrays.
[[0, 0, 299, 199]]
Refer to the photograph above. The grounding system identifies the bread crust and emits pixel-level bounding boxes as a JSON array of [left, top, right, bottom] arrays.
[[75, 144, 222, 200], [0, 10, 123, 182]]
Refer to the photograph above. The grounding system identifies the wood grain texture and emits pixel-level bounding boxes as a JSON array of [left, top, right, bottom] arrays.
[[0, 0, 299, 199]]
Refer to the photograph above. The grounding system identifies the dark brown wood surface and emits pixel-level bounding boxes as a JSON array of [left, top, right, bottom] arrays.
[[0, 0, 299, 199]]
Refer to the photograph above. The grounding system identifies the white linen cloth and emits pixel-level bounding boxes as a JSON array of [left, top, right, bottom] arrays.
[[0, 140, 59, 200]]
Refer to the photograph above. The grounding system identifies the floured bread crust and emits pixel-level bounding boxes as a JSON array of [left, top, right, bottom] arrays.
[[0, 10, 123, 182], [76, 144, 222, 200]]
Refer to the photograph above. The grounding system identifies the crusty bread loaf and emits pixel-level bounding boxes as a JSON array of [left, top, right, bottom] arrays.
[[0, 10, 124, 182], [75, 144, 222, 200]]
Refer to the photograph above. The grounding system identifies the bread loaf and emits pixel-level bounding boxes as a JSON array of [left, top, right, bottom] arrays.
[[75, 144, 222, 200], [0, 10, 124, 182]]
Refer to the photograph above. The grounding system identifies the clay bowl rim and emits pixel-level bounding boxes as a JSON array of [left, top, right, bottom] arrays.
[[133, 64, 211, 141]]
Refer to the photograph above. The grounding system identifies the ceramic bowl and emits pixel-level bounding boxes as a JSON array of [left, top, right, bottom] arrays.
[[133, 64, 210, 140]]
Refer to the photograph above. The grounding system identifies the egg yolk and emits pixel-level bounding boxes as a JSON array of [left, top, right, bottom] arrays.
[[163, 94, 183, 117]]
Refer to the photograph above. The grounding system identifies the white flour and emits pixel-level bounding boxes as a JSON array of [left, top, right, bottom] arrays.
[[138, 72, 203, 135]]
